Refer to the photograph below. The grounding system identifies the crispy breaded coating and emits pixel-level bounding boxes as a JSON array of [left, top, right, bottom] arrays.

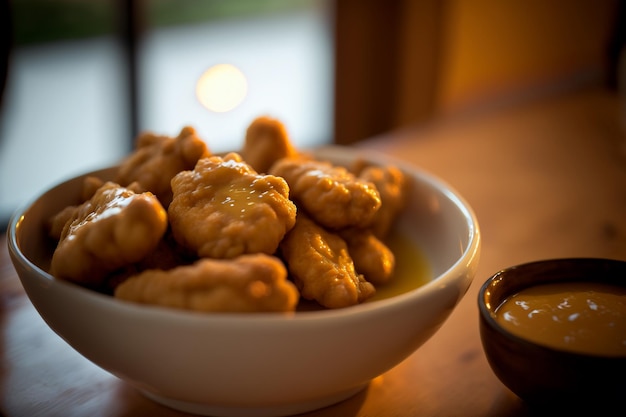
[[240, 116, 298, 174], [82, 176, 106, 201], [103, 230, 197, 294], [355, 164, 407, 238], [340, 228, 395, 286], [115, 126, 210, 207], [132, 230, 196, 271], [50, 182, 168, 287], [48, 205, 78, 241], [114, 254, 299, 313], [269, 157, 381, 230], [280, 212, 375, 309], [47, 176, 107, 240], [48, 177, 148, 241], [168, 153, 297, 259]]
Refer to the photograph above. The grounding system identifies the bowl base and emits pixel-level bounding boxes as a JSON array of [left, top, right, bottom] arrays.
[[140, 383, 368, 417]]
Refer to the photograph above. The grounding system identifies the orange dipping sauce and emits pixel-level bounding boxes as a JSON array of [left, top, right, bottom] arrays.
[[495, 282, 626, 356]]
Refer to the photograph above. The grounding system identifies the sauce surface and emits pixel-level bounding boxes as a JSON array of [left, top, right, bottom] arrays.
[[368, 231, 431, 301], [495, 282, 626, 356]]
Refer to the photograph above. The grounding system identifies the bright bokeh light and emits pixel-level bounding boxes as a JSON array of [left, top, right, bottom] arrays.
[[196, 64, 248, 112]]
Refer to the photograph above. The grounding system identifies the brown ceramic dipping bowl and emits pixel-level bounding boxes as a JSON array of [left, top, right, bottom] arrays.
[[478, 258, 626, 410]]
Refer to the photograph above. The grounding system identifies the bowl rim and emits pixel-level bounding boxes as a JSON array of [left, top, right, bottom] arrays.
[[478, 257, 626, 359], [8, 146, 481, 324]]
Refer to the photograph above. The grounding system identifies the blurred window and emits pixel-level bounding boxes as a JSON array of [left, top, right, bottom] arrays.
[[0, 0, 333, 227], [139, 0, 333, 152]]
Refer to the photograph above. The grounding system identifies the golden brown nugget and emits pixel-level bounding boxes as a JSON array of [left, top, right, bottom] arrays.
[[103, 230, 197, 293], [47, 176, 108, 240], [168, 153, 297, 259], [280, 213, 375, 309], [81, 175, 106, 201], [133, 230, 197, 272], [115, 126, 210, 207], [115, 254, 299, 313], [269, 158, 381, 229], [50, 182, 168, 288], [241, 116, 298, 173], [355, 164, 407, 238], [340, 228, 395, 286], [48, 177, 148, 242], [47, 205, 78, 241]]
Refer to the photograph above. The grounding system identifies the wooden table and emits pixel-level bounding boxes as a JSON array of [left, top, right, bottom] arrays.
[[2, 87, 625, 416]]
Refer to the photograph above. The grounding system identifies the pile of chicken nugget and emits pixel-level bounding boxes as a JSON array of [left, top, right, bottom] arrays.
[[46, 116, 408, 312]]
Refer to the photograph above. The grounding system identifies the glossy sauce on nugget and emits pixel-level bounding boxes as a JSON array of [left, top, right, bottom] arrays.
[[50, 182, 167, 287], [168, 153, 297, 259], [270, 157, 381, 230], [280, 212, 375, 309]]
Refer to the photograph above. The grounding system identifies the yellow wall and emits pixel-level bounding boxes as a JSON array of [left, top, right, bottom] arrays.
[[436, 0, 619, 113]]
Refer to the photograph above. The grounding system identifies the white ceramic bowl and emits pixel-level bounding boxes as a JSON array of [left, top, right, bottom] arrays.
[[7, 146, 480, 417]]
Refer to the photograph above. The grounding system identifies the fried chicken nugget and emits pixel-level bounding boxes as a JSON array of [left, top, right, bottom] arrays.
[[168, 153, 297, 259], [240, 116, 298, 173], [353, 163, 407, 238], [114, 254, 299, 313], [50, 182, 168, 288], [48, 205, 78, 241], [81, 175, 106, 200], [280, 212, 375, 309], [269, 157, 381, 229], [102, 230, 197, 294], [340, 228, 395, 286], [115, 126, 210, 207], [47, 175, 123, 241]]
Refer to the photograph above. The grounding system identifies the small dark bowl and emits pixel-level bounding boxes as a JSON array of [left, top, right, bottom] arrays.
[[478, 258, 626, 410]]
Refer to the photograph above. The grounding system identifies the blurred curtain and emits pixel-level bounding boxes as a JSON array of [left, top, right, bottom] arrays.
[[1, 0, 11, 113], [333, 0, 443, 144], [333, 0, 621, 145]]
